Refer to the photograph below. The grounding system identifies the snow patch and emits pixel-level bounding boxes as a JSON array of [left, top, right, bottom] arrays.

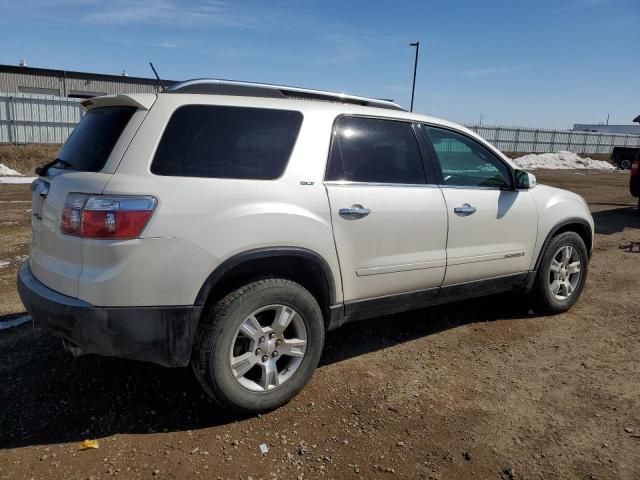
[[0, 164, 23, 176], [0, 176, 37, 184], [0, 256, 28, 270], [513, 151, 616, 171]]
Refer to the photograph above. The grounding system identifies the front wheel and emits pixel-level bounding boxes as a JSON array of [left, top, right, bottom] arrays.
[[191, 279, 325, 413], [533, 232, 588, 313]]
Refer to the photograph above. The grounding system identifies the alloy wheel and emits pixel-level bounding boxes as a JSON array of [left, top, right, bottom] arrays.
[[228, 305, 307, 392], [548, 245, 582, 300]]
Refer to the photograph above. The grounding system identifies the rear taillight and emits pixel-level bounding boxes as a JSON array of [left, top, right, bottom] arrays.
[[631, 160, 639, 177], [60, 194, 157, 239]]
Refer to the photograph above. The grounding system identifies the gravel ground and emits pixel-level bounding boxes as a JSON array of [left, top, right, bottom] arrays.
[[1, 170, 639, 480]]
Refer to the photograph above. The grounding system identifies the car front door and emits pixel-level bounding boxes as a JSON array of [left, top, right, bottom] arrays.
[[421, 125, 538, 286], [325, 116, 448, 304]]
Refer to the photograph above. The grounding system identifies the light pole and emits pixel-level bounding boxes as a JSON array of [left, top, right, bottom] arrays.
[[409, 42, 420, 112]]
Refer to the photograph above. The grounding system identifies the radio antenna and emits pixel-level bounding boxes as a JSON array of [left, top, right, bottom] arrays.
[[149, 62, 166, 91]]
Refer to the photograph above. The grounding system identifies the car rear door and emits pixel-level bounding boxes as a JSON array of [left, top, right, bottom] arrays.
[[325, 116, 448, 304], [420, 124, 538, 286]]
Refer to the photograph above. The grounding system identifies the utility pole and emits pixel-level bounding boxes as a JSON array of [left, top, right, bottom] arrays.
[[409, 42, 420, 112]]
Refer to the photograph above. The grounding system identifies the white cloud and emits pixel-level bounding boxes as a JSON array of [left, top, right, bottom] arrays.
[[43, 0, 256, 27], [574, 0, 611, 6], [459, 65, 527, 78], [160, 41, 179, 48], [563, 0, 614, 8], [0, 0, 256, 27], [316, 32, 364, 65]]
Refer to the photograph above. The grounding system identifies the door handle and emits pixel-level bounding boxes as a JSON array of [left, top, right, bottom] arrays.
[[454, 203, 476, 216], [339, 205, 371, 219]]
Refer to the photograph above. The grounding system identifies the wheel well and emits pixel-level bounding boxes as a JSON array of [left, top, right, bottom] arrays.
[[553, 223, 592, 255], [198, 254, 333, 327], [535, 220, 593, 271]]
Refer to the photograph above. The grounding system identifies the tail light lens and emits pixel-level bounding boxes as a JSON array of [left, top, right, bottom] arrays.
[[631, 160, 639, 177], [60, 194, 157, 239]]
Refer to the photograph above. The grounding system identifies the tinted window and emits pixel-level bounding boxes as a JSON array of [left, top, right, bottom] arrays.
[[57, 106, 136, 172], [151, 105, 303, 179], [424, 126, 511, 188], [326, 117, 425, 184]]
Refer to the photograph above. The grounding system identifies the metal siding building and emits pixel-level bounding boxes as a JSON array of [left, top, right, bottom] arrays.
[[0, 64, 177, 98], [573, 123, 640, 135]]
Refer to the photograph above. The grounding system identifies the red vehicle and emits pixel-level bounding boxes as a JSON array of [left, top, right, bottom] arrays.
[[630, 115, 640, 209], [631, 158, 640, 209]]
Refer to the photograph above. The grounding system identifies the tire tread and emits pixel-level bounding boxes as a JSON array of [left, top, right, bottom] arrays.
[[191, 278, 323, 412], [534, 231, 588, 314]]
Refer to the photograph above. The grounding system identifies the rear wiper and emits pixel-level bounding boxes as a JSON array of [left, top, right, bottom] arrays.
[[35, 158, 72, 177]]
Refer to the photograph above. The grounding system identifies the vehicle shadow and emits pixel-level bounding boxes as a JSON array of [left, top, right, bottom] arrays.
[[592, 206, 640, 235], [0, 293, 534, 450]]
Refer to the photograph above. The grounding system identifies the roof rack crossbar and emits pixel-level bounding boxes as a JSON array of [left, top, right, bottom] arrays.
[[167, 79, 406, 111]]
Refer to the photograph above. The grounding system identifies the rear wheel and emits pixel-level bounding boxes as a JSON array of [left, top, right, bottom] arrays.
[[534, 232, 588, 313], [192, 279, 324, 413]]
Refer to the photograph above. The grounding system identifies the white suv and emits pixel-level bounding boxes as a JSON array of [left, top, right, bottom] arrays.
[[18, 80, 593, 412]]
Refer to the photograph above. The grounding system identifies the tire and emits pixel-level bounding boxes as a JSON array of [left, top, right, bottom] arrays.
[[191, 279, 325, 413], [534, 231, 588, 314]]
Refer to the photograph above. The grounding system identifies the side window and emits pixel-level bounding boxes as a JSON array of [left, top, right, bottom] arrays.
[[326, 117, 426, 184], [151, 105, 303, 179], [424, 126, 511, 188]]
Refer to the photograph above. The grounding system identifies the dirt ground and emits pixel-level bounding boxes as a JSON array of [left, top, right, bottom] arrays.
[[1, 170, 639, 480]]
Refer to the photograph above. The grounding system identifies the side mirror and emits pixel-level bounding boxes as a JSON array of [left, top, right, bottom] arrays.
[[515, 169, 536, 189]]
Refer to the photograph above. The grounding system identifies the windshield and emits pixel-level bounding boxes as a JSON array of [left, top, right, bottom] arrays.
[[56, 106, 136, 172]]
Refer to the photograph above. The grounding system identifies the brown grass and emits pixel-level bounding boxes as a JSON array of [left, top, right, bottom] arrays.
[[0, 144, 61, 176]]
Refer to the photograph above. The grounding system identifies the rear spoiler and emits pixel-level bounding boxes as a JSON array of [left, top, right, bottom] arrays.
[[81, 94, 157, 112]]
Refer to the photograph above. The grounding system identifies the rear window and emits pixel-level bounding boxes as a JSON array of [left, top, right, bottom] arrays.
[[57, 106, 136, 172], [150, 105, 303, 179]]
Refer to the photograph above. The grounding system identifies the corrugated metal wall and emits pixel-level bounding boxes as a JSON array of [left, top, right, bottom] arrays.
[[0, 71, 64, 95], [464, 124, 640, 154], [0, 93, 83, 144], [1, 92, 639, 154], [0, 71, 160, 96]]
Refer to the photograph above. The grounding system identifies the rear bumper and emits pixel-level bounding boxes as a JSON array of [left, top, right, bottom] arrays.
[[17, 262, 201, 367]]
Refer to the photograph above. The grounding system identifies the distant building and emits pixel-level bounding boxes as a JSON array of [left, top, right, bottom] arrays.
[[573, 123, 640, 135], [0, 64, 177, 98]]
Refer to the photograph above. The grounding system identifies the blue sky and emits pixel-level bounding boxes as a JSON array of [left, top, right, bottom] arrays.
[[0, 0, 638, 127]]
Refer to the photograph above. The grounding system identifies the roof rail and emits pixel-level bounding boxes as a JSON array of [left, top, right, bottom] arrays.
[[166, 79, 406, 112]]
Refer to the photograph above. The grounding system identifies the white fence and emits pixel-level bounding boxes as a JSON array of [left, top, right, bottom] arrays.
[[0, 93, 83, 144], [463, 123, 640, 154], [1, 93, 639, 155]]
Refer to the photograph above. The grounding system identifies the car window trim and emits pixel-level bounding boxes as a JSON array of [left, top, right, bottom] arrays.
[[149, 103, 304, 181], [418, 123, 515, 189], [323, 113, 436, 186], [324, 180, 441, 188], [411, 121, 440, 184]]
